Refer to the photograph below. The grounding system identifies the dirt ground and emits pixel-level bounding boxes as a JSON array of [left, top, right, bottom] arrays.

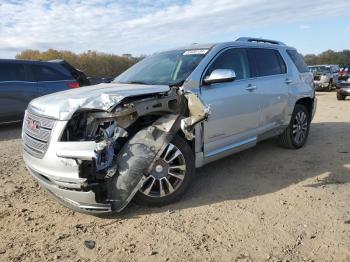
[[0, 92, 349, 262]]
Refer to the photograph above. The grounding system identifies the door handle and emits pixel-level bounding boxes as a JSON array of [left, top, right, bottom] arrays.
[[285, 79, 293, 85], [245, 84, 257, 92]]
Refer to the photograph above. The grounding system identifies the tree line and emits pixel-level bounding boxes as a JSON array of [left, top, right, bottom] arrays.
[[16, 49, 144, 78], [16, 48, 350, 78], [304, 49, 350, 67]]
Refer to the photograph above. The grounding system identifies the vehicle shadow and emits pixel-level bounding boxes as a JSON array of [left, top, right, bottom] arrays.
[[118, 121, 350, 218], [0, 122, 22, 142]]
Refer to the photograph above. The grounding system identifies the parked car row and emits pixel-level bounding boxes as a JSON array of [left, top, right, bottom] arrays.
[[307, 63, 350, 100]]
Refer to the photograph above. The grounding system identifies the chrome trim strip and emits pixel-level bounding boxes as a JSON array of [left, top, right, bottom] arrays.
[[24, 112, 55, 129], [205, 137, 257, 157], [0, 120, 22, 125], [0, 80, 72, 84], [37, 80, 72, 83], [23, 133, 47, 152], [23, 125, 51, 141], [0, 81, 37, 83]]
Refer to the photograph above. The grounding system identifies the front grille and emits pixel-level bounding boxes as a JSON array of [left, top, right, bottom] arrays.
[[23, 111, 56, 158], [314, 75, 321, 81]]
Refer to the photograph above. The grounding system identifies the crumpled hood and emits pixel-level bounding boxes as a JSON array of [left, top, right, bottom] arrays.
[[29, 83, 170, 120]]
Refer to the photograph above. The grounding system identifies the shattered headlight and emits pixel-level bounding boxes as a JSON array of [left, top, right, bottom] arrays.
[[95, 122, 128, 174]]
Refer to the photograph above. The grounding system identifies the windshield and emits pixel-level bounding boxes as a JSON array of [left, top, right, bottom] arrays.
[[309, 66, 331, 74], [114, 49, 208, 86]]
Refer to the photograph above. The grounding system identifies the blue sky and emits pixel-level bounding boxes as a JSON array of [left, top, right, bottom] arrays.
[[0, 0, 349, 58]]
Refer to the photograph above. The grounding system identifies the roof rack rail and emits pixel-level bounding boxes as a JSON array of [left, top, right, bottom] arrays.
[[236, 37, 286, 46]]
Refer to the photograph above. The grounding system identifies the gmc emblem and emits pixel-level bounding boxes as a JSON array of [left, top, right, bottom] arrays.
[[27, 118, 40, 131]]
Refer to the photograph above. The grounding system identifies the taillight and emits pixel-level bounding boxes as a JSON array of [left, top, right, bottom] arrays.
[[339, 70, 346, 76], [68, 82, 80, 89]]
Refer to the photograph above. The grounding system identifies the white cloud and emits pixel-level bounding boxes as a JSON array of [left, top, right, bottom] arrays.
[[0, 0, 350, 57]]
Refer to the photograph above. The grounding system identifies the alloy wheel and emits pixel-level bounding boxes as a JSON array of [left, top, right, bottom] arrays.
[[292, 111, 308, 145], [139, 143, 186, 198]]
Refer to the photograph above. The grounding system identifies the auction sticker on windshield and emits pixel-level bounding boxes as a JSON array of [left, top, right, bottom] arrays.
[[183, 49, 208, 55]]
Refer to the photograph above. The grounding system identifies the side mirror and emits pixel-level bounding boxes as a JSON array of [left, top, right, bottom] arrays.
[[203, 69, 236, 85]]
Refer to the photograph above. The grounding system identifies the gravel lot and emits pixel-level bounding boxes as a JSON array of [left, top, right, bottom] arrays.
[[0, 92, 349, 262]]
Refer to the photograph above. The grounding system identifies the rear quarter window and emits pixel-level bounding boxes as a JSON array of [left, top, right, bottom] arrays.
[[286, 50, 309, 73], [0, 62, 29, 81], [249, 48, 286, 77], [33, 65, 71, 82]]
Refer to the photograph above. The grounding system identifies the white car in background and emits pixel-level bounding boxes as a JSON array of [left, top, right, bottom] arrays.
[[309, 64, 340, 91]]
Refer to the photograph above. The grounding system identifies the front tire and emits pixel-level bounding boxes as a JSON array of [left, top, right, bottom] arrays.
[[327, 79, 333, 92], [337, 93, 346, 100], [133, 135, 195, 207], [279, 104, 310, 149]]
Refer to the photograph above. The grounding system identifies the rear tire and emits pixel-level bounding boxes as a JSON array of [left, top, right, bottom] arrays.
[[133, 135, 195, 207], [279, 104, 310, 149]]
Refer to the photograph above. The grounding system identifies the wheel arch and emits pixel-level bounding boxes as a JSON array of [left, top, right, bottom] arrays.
[[177, 129, 196, 153], [295, 97, 314, 121]]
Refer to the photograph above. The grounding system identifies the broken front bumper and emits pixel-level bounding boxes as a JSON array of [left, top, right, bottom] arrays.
[[23, 149, 113, 214], [22, 118, 113, 214], [22, 111, 184, 215], [26, 162, 112, 213]]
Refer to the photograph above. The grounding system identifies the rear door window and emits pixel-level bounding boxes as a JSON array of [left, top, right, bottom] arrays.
[[33, 65, 70, 81], [286, 49, 309, 73], [206, 48, 251, 80], [0, 62, 29, 81], [249, 48, 286, 77]]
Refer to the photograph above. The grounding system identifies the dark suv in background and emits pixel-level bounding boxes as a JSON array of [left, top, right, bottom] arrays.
[[0, 59, 89, 123]]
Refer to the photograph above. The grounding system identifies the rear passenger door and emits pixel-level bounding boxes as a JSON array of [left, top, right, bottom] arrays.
[[247, 48, 289, 131], [32, 65, 73, 96], [0, 62, 37, 122]]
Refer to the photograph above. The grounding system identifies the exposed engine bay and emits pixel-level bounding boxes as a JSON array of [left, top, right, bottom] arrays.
[[51, 87, 210, 213]]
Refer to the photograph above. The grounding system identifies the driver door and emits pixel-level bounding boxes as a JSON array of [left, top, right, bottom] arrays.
[[200, 48, 261, 157]]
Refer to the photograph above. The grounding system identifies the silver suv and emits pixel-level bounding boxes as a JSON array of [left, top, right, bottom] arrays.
[[22, 37, 316, 214]]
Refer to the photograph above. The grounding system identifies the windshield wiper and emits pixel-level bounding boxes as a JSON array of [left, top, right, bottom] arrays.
[[125, 81, 149, 85], [169, 79, 185, 87]]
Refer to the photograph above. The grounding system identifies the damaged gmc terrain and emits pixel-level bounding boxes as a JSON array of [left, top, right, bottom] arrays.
[[22, 37, 316, 214]]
